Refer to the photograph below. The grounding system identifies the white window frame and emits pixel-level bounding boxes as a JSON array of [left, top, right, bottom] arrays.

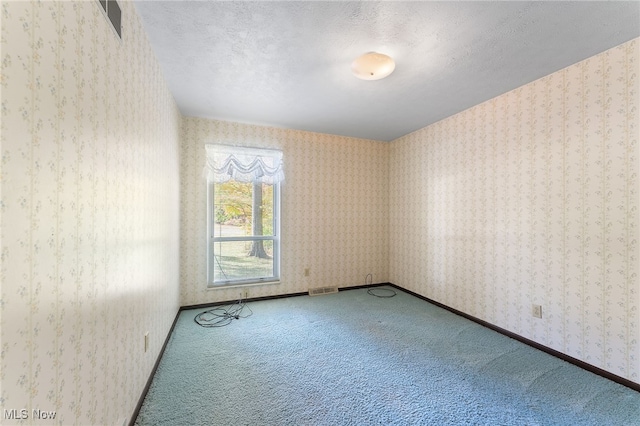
[[206, 174, 281, 288]]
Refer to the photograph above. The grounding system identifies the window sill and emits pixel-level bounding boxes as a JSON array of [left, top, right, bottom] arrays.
[[207, 280, 281, 290]]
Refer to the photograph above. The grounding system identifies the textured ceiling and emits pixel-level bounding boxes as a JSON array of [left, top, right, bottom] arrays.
[[134, 1, 639, 142]]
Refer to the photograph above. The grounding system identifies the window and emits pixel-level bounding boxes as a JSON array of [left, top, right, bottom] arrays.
[[204, 145, 284, 286]]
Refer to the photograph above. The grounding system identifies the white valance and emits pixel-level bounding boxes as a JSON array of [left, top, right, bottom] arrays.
[[204, 144, 285, 184]]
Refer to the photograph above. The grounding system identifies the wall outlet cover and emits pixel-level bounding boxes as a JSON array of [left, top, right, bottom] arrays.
[[532, 304, 542, 318]]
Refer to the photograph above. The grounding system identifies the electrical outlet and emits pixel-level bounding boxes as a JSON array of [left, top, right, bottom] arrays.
[[144, 332, 149, 352], [304, 268, 310, 277], [532, 304, 542, 318]]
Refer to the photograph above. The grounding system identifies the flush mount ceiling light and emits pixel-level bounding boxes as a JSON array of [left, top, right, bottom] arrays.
[[351, 52, 395, 81]]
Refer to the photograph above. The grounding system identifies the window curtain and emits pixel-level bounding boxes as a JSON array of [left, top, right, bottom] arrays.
[[203, 144, 285, 184]]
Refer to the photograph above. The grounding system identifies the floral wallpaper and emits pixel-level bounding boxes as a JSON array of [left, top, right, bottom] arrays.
[[1, 1, 181, 425], [390, 38, 639, 384], [180, 118, 390, 306]]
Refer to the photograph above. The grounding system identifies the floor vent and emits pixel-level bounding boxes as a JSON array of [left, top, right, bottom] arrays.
[[308, 286, 338, 296]]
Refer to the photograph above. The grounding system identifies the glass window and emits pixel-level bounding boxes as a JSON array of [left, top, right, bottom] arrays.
[[204, 145, 283, 287], [210, 181, 280, 285]]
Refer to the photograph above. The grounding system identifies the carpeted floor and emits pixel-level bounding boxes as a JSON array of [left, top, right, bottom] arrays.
[[135, 287, 640, 425]]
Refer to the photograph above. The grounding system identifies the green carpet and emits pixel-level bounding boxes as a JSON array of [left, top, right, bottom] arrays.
[[135, 287, 640, 425]]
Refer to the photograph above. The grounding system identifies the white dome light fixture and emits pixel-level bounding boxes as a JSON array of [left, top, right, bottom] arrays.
[[351, 52, 395, 81]]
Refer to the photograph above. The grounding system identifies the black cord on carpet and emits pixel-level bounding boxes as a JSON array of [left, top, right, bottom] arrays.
[[367, 288, 396, 298], [194, 300, 253, 327]]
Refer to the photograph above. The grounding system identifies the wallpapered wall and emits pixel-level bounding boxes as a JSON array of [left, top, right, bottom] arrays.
[[1, 1, 181, 425], [390, 38, 639, 384], [180, 118, 389, 306]]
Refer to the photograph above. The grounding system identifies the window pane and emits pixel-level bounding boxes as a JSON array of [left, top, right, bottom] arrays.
[[213, 182, 274, 237], [213, 240, 274, 282], [260, 183, 274, 235]]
